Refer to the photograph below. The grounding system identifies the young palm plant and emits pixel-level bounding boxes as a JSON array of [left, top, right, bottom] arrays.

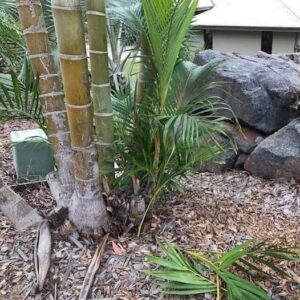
[[113, 0, 231, 235], [146, 241, 300, 299]]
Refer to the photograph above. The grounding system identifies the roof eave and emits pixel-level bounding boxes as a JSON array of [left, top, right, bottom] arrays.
[[192, 24, 300, 32]]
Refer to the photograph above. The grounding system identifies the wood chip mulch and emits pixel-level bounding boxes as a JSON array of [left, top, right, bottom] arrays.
[[0, 118, 299, 300]]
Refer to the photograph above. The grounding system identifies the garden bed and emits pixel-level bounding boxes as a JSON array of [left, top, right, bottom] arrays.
[[0, 118, 299, 299]]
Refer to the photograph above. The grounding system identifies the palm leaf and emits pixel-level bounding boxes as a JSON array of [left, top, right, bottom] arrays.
[[142, 0, 198, 106], [0, 10, 25, 67], [221, 271, 269, 300], [147, 241, 299, 298], [0, 66, 45, 130], [0, 0, 18, 19]]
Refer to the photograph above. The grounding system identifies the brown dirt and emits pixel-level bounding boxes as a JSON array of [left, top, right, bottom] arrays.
[[0, 118, 299, 299]]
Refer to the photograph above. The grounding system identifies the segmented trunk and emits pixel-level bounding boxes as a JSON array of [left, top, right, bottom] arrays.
[[52, 0, 109, 231], [16, 0, 74, 206], [87, 0, 114, 183]]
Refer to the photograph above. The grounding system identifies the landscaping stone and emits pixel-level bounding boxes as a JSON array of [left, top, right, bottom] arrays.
[[194, 50, 300, 134], [234, 153, 249, 169], [244, 119, 300, 181], [225, 122, 264, 154], [200, 135, 238, 173]]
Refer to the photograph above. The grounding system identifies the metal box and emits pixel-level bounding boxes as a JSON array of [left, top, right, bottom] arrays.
[[10, 129, 54, 182]]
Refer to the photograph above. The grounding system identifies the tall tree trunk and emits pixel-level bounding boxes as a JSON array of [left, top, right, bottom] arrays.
[[87, 0, 114, 185], [16, 0, 74, 207], [52, 0, 109, 231]]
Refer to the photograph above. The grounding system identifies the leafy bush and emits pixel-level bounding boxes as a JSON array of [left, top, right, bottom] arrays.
[[146, 240, 300, 299]]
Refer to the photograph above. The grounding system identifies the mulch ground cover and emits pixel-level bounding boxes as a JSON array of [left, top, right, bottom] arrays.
[[0, 118, 299, 299]]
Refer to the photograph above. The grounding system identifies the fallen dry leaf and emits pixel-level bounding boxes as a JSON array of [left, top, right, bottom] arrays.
[[112, 241, 125, 256]]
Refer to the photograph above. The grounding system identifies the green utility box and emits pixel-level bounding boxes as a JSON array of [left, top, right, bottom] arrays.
[[10, 129, 54, 182]]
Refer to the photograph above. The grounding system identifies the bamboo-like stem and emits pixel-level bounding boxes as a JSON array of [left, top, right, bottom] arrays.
[[87, 0, 114, 184], [16, 0, 74, 207], [52, 0, 109, 231]]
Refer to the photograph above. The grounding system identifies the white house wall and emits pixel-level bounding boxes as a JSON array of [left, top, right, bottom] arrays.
[[212, 30, 261, 55], [272, 32, 298, 54]]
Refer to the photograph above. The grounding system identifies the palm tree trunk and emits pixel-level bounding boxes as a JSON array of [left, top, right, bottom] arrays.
[[16, 0, 74, 207], [87, 0, 114, 185], [52, 0, 109, 231]]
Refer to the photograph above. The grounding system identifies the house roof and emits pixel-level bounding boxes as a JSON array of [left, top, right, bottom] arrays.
[[193, 0, 300, 31], [196, 0, 214, 12]]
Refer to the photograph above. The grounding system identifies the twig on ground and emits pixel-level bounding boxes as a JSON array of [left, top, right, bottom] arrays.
[[79, 234, 109, 300]]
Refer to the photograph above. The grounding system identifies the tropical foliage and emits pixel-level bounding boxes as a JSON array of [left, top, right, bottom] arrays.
[[146, 240, 300, 299], [112, 0, 232, 234], [0, 61, 44, 129], [0, 10, 25, 67], [0, 0, 18, 19], [2, 0, 234, 232]]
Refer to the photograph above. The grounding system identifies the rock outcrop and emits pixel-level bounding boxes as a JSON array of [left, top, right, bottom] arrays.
[[194, 50, 300, 181], [194, 50, 300, 134], [244, 119, 300, 181]]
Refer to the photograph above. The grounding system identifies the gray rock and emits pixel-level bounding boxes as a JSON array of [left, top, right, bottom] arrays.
[[200, 135, 238, 173], [234, 154, 249, 169], [194, 50, 300, 134], [244, 119, 300, 181], [224, 122, 264, 154]]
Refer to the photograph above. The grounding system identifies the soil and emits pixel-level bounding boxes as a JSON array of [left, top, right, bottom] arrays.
[[0, 118, 299, 300]]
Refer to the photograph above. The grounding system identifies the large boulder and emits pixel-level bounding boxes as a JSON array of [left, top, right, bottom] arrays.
[[194, 50, 300, 134], [244, 119, 300, 181]]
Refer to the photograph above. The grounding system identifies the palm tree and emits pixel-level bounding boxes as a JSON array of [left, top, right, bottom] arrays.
[[112, 0, 232, 235], [51, 0, 109, 231], [87, 0, 114, 185], [16, 0, 74, 207]]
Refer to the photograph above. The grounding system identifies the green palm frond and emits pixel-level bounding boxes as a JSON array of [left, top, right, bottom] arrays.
[[221, 271, 269, 300], [0, 0, 18, 19], [0, 10, 25, 67], [142, 0, 198, 107], [0, 61, 45, 130], [147, 241, 300, 298], [107, 0, 143, 41], [145, 242, 217, 296]]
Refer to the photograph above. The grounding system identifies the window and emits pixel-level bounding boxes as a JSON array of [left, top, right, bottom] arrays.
[[204, 30, 213, 49], [261, 31, 273, 54]]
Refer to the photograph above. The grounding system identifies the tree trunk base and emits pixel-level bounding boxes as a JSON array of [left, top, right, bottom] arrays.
[[46, 172, 72, 208], [69, 193, 110, 234]]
